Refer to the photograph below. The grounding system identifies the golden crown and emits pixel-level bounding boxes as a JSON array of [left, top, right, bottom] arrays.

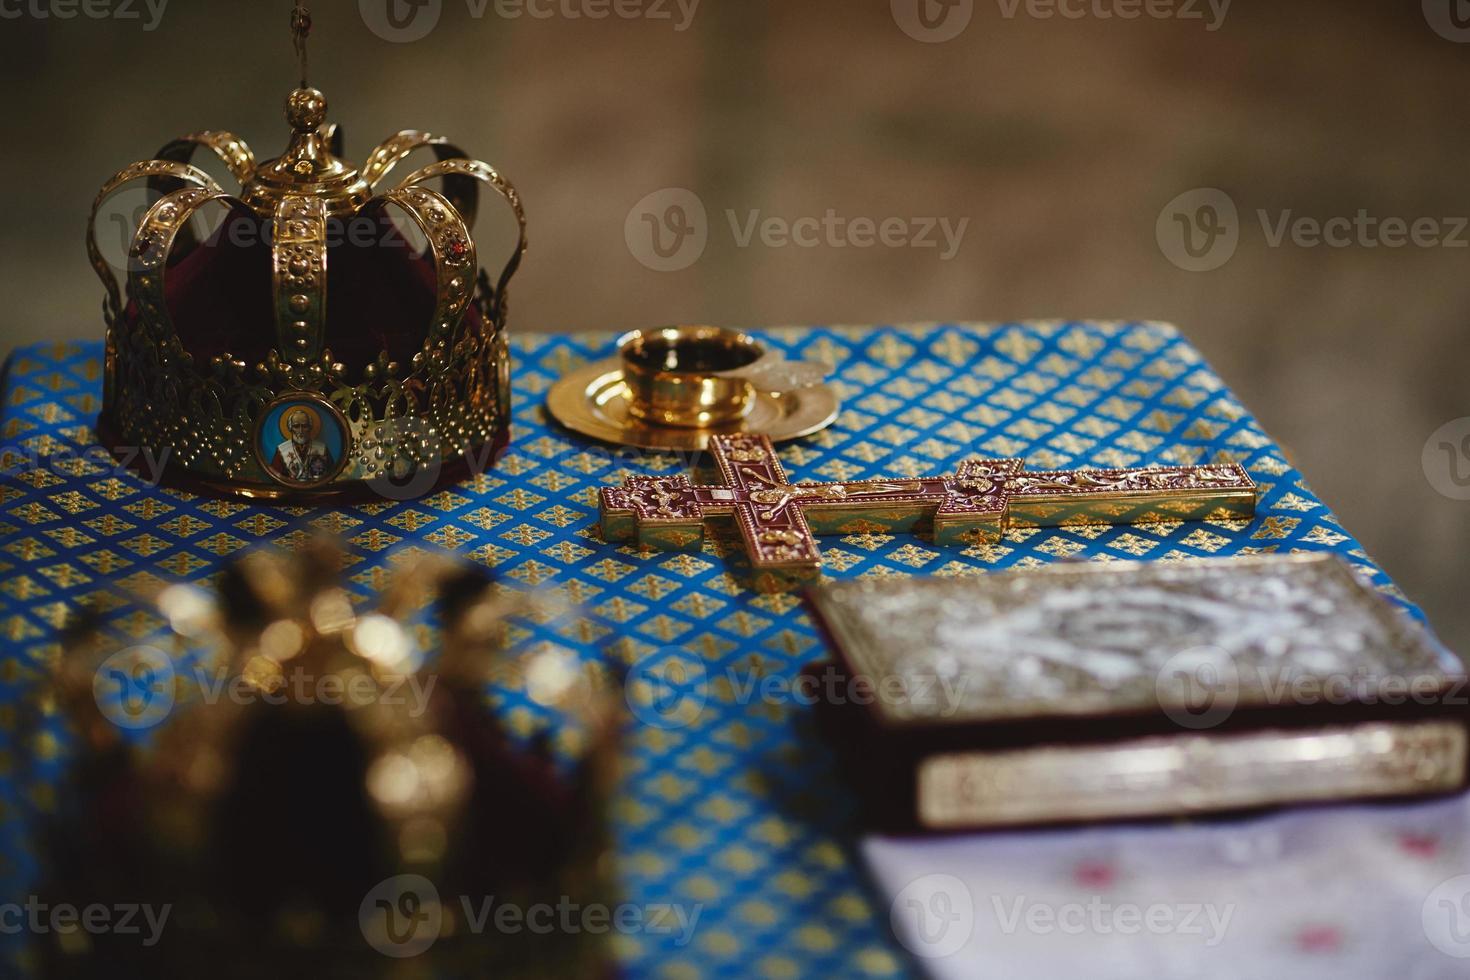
[[47, 542, 618, 973], [86, 5, 526, 501]]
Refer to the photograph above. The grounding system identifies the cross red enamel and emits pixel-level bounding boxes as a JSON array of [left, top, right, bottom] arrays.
[[599, 434, 1257, 592]]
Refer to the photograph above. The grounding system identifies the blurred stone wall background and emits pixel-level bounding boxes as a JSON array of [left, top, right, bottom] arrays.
[[1, 0, 1467, 650]]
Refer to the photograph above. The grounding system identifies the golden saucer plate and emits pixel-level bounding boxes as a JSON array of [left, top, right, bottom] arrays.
[[545, 358, 841, 452]]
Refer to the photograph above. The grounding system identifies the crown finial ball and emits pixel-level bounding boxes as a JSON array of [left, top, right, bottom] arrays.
[[285, 87, 327, 132]]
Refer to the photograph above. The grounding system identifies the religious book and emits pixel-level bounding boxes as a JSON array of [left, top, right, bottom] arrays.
[[805, 555, 1470, 832]]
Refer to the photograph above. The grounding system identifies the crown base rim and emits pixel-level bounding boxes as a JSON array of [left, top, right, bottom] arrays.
[[96, 412, 510, 504]]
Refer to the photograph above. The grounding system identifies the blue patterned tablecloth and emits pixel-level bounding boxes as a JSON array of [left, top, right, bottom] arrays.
[[0, 321, 1418, 978]]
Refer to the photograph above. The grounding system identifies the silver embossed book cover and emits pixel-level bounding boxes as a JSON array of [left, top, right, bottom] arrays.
[[805, 554, 1469, 831]]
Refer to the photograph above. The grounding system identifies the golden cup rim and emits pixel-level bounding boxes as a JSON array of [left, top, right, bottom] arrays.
[[616, 325, 762, 427], [615, 325, 764, 378]]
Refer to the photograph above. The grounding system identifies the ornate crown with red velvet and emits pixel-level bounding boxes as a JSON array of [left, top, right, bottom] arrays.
[[86, 6, 525, 501]]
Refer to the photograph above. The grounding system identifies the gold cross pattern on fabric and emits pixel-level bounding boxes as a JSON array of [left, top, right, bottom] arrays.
[[598, 434, 1258, 592]]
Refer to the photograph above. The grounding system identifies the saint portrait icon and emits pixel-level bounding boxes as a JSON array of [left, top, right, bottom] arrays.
[[273, 406, 333, 482], [254, 395, 350, 489]]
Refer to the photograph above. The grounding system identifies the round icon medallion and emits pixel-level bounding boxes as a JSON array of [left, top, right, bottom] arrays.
[[254, 394, 352, 489]]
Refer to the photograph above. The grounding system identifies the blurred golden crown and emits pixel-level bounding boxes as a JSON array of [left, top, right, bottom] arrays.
[[46, 542, 618, 975], [86, 5, 526, 501]]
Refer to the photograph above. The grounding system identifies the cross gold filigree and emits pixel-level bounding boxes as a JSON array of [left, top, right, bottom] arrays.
[[599, 434, 1258, 592]]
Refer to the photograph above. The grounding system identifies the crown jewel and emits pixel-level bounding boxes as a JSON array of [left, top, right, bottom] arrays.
[[87, 4, 527, 500]]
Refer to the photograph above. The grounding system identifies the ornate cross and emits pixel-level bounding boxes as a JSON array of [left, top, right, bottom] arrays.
[[599, 434, 1257, 592]]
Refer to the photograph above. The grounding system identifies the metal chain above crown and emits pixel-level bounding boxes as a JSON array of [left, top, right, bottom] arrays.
[[87, 4, 526, 500]]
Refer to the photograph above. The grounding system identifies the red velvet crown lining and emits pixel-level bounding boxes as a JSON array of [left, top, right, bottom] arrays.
[[119, 204, 483, 374]]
